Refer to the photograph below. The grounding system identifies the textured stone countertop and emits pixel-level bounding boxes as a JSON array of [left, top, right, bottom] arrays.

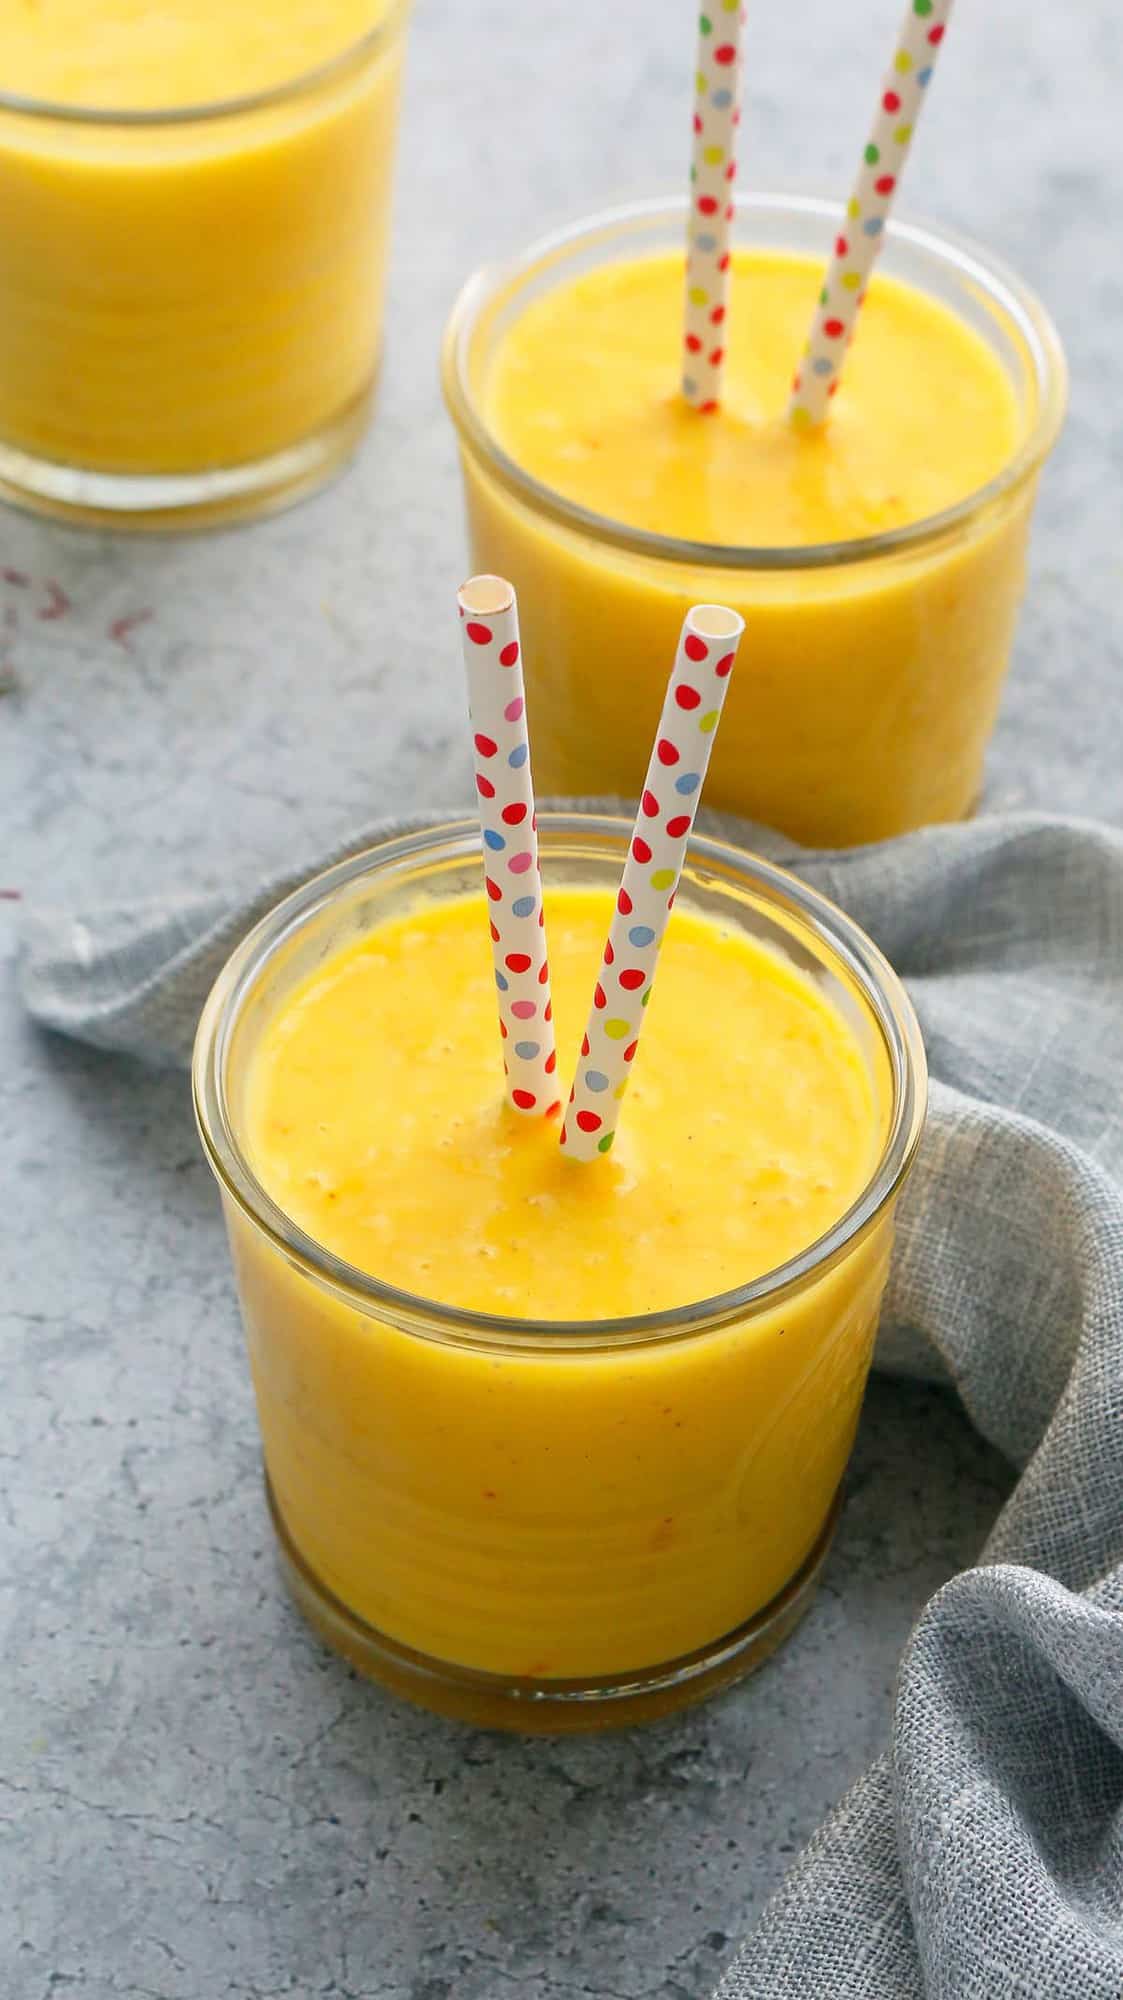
[[2, 3, 1118, 1996]]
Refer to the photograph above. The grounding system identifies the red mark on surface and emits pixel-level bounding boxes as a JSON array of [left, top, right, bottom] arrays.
[[109, 609, 154, 649], [1, 568, 28, 587], [38, 581, 71, 622]]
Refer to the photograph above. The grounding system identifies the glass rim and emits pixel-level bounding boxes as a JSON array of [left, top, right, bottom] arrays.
[[193, 813, 928, 1353], [441, 189, 1068, 574], [0, 0, 409, 128]]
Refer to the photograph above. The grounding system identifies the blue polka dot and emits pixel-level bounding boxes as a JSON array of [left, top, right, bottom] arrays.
[[863, 216, 884, 237], [917, 65, 932, 85], [495, 971, 509, 992], [711, 87, 733, 108], [483, 827, 506, 850], [683, 375, 697, 397], [511, 894, 536, 919], [515, 1040, 540, 1060], [508, 743, 528, 769], [675, 771, 702, 794], [812, 357, 833, 376], [628, 925, 656, 948], [585, 1070, 610, 1093], [695, 231, 717, 253]]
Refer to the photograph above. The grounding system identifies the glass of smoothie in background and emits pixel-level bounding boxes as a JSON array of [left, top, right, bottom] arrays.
[[443, 194, 1067, 848], [194, 814, 927, 1731], [0, 0, 409, 527]]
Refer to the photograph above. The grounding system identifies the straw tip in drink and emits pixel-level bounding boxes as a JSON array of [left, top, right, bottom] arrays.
[[459, 574, 516, 617], [688, 603, 745, 640]]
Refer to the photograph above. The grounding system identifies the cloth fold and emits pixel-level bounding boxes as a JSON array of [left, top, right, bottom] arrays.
[[20, 807, 1123, 1999]]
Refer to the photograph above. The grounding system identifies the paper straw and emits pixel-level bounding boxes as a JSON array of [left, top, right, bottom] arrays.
[[458, 576, 559, 1119], [789, 0, 955, 427], [561, 605, 745, 1161], [682, 0, 747, 412]]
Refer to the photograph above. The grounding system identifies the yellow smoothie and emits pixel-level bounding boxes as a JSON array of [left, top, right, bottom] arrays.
[[230, 883, 897, 1683], [449, 232, 1058, 846], [0, 0, 405, 484]]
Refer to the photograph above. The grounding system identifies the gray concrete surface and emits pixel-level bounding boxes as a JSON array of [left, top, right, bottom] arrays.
[[1, 2, 1118, 1995]]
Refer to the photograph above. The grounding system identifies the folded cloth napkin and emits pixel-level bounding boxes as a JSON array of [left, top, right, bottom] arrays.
[[20, 806, 1123, 1999]]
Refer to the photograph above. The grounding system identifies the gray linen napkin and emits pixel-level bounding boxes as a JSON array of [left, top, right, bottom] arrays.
[[19, 806, 1123, 1998]]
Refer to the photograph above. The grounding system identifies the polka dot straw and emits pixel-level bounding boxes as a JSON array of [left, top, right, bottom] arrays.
[[789, 0, 955, 427], [682, 0, 747, 412], [458, 576, 559, 1119], [561, 605, 745, 1162]]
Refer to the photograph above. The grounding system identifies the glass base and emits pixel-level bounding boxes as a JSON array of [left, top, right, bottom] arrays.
[[267, 1475, 842, 1733], [0, 375, 376, 533]]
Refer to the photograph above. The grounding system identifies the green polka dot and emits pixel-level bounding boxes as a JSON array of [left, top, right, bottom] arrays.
[[597, 1131, 615, 1153], [690, 164, 697, 181], [864, 143, 880, 165], [913, 0, 932, 15], [699, 709, 720, 732], [604, 1018, 631, 1040], [819, 286, 828, 305], [651, 868, 675, 890], [894, 123, 913, 144], [699, 12, 712, 32], [641, 988, 653, 1008]]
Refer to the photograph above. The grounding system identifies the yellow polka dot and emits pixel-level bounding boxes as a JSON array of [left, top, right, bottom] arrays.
[[703, 144, 724, 166], [614, 1083, 628, 1101], [689, 285, 708, 306], [895, 49, 913, 73], [894, 123, 913, 144], [651, 868, 676, 890], [841, 271, 861, 291], [696, 70, 707, 92], [847, 196, 861, 220]]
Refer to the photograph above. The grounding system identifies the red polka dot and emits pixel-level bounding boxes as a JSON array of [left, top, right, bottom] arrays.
[[657, 737, 680, 766], [618, 888, 633, 915], [538, 961, 549, 985], [544, 1000, 553, 1022], [619, 968, 645, 991], [676, 682, 702, 708], [624, 1040, 638, 1063], [824, 318, 844, 338], [718, 252, 731, 272], [693, 112, 702, 133], [710, 304, 725, 325], [668, 891, 677, 909], [699, 400, 719, 414], [714, 42, 736, 63], [485, 877, 502, 901], [828, 381, 839, 399], [928, 23, 944, 42], [632, 836, 652, 863], [505, 951, 530, 973], [709, 346, 724, 367], [874, 175, 896, 196], [490, 921, 500, 942], [499, 1018, 507, 1037], [792, 372, 802, 393], [546, 1100, 561, 1119], [465, 622, 492, 646], [476, 773, 495, 799], [835, 235, 848, 256], [545, 1050, 557, 1074], [683, 634, 709, 663], [594, 983, 607, 1010], [475, 733, 497, 758], [576, 1110, 602, 1133], [642, 788, 660, 818], [882, 90, 900, 112], [512, 1089, 536, 1110], [698, 194, 718, 216], [581, 1033, 590, 1057], [559, 1126, 567, 1146], [716, 651, 735, 677], [604, 939, 615, 965], [499, 641, 519, 667], [685, 333, 702, 353], [666, 814, 691, 838], [724, 203, 734, 221], [724, 160, 736, 181], [501, 801, 527, 825]]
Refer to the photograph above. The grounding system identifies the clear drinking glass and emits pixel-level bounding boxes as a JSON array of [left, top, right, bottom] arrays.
[[0, 2, 409, 529], [194, 815, 927, 1731], [442, 195, 1067, 848]]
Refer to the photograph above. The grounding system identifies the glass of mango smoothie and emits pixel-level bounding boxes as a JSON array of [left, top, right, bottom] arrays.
[[194, 813, 926, 1731], [0, 0, 408, 527], [442, 195, 1066, 848]]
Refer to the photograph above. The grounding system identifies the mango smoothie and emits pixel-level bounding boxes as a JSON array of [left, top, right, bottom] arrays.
[[444, 196, 1066, 847], [0, 0, 407, 522], [195, 819, 926, 1727]]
